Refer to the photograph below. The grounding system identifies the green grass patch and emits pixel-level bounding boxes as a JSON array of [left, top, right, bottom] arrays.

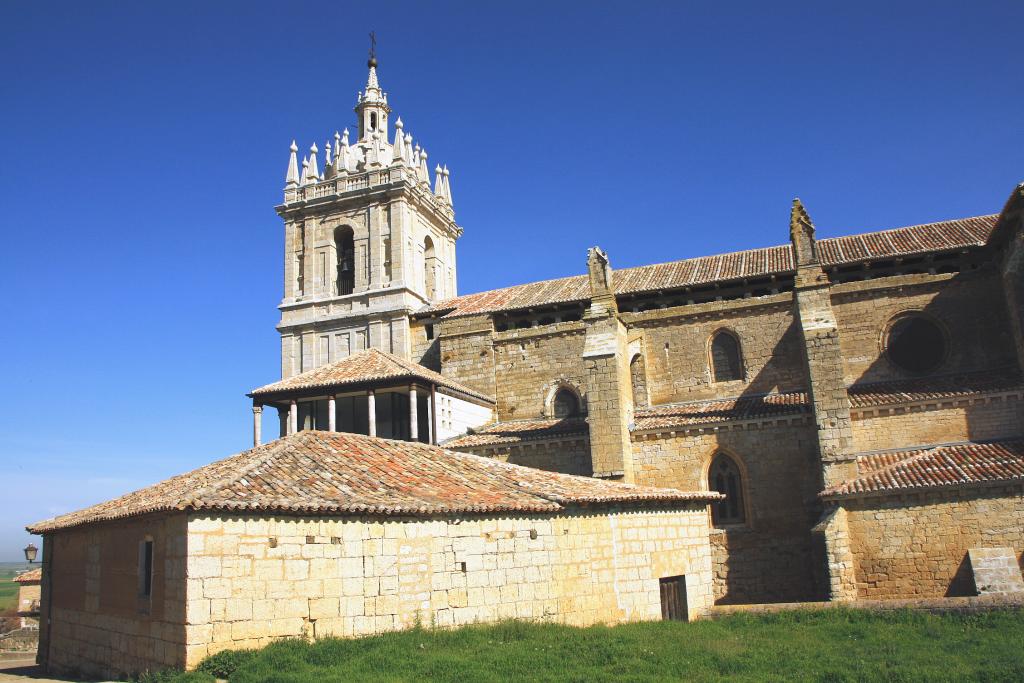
[[147, 609, 1024, 682], [0, 579, 18, 613]]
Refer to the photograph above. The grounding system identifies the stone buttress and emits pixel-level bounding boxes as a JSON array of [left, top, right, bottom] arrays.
[[582, 248, 636, 481]]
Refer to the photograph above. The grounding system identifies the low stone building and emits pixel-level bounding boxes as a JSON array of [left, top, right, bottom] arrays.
[[14, 568, 41, 628], [27, 431, 718, 677]]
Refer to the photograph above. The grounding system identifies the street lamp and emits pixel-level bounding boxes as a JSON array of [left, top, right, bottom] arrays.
[[23, 543, 38, 564]]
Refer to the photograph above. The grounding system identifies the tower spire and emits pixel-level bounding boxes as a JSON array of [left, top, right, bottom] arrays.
[[355, 33, 390, 142]]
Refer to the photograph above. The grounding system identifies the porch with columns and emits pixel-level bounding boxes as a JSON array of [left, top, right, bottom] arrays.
[[251, 381, 438, 447]]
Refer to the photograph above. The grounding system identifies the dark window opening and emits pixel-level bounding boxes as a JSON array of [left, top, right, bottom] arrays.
[[425, 324, 435, 340], [659, 575, 688, 621], [139, 539, 154, 598], [710, 331, 743, 382], [552, 389, 580, 419], [887, 315, 945, 374], [336, 227, 355, 295], [710, 453, 745, 526]]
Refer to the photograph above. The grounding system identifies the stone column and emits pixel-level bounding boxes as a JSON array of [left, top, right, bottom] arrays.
[[367, 390, 377, 437], [252, 405, 263, 447], [289, 400, 298, 435], [409, 385, 418, 442], [328, 395, 336, 432], [426, 386, 435, 445]]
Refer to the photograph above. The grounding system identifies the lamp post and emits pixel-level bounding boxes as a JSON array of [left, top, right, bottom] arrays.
[[23, 543, 38, 564]]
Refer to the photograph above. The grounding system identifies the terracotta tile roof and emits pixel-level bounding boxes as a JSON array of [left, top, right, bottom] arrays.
[[14, 568, 41, 583], [821, 439, 1024, 500], [848, 369, 1023, 408], [250, 348, 494, 403], [445, 418, 589, 448], [632, 392, 809, 431], [26, 431, 720, 534], [423, 215, 997, 319]]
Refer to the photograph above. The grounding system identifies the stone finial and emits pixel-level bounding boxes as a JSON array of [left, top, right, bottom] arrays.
[[587, 247, 614, 298], [324, 141, 335, 179], [790, 198, 819, 266], [434, 164, 444, 196], [393, 117, 406, 165], [300, 156, 309, 186], [285, 140, 299, 188], [306, 143, 320, 181], [419, 149, 430, 184], [442, 165, 453, 205], [412, 143, 421, 167]]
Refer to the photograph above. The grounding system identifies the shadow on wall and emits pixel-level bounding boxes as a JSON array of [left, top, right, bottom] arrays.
[[846, 270, 1022, 443], [946, 554, 976, 597], [848, 270, 1018, 388]]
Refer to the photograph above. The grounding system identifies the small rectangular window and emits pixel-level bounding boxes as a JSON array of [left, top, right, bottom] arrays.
[[138, 539, 154, 598], [425, 324, 435, 340]]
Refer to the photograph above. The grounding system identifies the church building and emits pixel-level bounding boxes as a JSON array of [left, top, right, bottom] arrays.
[[26, 56, 1024, 677], [253, 58, 1024, 606]]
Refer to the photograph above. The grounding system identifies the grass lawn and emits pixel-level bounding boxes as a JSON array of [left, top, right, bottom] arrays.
[[147, 608, 1024, 683]]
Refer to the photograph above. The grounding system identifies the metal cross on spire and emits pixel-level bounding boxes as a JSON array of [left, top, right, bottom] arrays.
[[368, 31, 377, 67]]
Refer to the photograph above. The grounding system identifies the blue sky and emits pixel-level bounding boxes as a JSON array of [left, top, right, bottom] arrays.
[[1, 1, 1021, 560]]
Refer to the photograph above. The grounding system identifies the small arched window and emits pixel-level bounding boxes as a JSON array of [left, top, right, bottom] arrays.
[[710, 330, 743, 382], [552, 388, 580, 419], [709, 453, 745, 526], [424, 236, 437, 300], [335, 227, 355, 295], [886, 314, 946, 374]]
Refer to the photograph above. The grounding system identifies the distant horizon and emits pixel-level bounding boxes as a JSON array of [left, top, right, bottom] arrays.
[[2, 0, 1022, 560]]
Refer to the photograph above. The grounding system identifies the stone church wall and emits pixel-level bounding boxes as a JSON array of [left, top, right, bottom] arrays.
[[624, 297, 807, 405], [492, 323, 588, 420], [850, 395, 1024, 452], [182, 508, 714, 668], [631, 421, 823, 603], [42, 514, 188, 678], [844, 487, 1024, 599], [831, 272, 1018, 385], [437, 315, 497, 400], [472, 438, 593, 477]]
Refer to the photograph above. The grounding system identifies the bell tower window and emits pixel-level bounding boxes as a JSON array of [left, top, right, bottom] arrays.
[[336, 227, 355, 296], [370, 112, 378, 132]]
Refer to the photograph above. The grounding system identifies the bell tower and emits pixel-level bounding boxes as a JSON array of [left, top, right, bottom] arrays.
[[274, 55, 461, 379]]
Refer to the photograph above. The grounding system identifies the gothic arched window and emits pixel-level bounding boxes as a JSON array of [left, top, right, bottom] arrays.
[[710, 330, 743, 383], [552, 388, 580, 419], [424, 235, 437, 300], [335, 227, 355, 295], [709, 453, 746, 526]]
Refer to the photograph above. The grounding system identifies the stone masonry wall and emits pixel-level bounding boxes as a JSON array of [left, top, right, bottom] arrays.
[[44, 514, 188, 678], [831, 272, 1018, 386], [183, 507, 713, 667], [844, 486, 1024, 599], [631, 421, 823, 603], [623, 297, 806, 406], [437, 315, 497, 401], [850, 394, 1024, 453], [493, 323, 588, 421], [462, 438, 593, 477]]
